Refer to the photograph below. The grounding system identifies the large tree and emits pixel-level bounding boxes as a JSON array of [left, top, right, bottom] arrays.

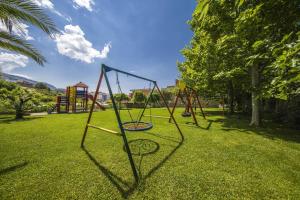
[[179, 0, 300, 126]]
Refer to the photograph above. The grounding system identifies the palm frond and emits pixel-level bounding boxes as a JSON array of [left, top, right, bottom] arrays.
[[0, 0, 59, 37], [0, 31, 46, 65]]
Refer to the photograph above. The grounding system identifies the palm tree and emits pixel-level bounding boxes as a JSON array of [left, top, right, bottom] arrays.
[[0, 0, 58, 65]]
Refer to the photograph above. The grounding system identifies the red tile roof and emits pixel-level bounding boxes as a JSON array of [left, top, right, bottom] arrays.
[[73, 82, 88, 88]]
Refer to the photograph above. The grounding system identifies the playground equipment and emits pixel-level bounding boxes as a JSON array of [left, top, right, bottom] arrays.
[[87, 94, 106, 111], [115, 71, 154, 131], [56, 82, 89, 113], [169, 80, 206, 126], [81, 64, 183, 183]]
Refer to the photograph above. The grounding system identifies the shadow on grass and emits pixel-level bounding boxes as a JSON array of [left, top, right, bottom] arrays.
[[169, 120, 213, 130], [200, 110, 225, 116], [211, 114, 300, 143], [82, 147, 136, 198], [82, 132, 184, 199], [0, 117, 44, 124], [143, 131, 181, 143], [185, 121, 213, 130], [0, 161, 28, 175]]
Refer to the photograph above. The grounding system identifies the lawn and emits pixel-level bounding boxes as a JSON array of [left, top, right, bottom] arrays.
[[0, 108, 299, 199]]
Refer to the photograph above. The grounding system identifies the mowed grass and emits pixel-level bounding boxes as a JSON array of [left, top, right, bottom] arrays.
[[0, 108, 299, 199]]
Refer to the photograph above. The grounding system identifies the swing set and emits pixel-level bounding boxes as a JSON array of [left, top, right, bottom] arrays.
[[81, 64, 183, 183], [169, 80, 206, 127], [115, 71, 154, 131]]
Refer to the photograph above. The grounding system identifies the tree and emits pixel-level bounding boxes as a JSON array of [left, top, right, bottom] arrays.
[[7, 87, 34, 119], [113, 93, 129, 103], [149, 92, 160, 106], [35, 82, 49, 90], [179, 0, 300, 126], [161, 90, 173, 104], [0, 79, 50, 119], [132, 91, 146, 103], [0, 0, 58, 65]]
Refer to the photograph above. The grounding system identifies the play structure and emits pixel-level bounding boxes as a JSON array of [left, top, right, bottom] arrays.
[[54, 82, 105, 114], [169, 80, 206, 126], [81, 64, 183, 183], [55, 82, 88, 113]]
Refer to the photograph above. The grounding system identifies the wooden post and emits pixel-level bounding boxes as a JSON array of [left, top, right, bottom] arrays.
[[169, 90, 180, 123], [81, 71, 104, 147], [193, 90, 206, 119], [184, 88, 199, 126]]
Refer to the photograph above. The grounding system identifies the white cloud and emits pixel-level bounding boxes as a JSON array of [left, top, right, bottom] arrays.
[[9, 73, 32, 79], [73, 0, 95, 12], [0, 53, 29, 72], [32, 0, 72, 22], [0, 22, 34, 40], [32, 0, 54, 9], [55, 25, 111, 63]]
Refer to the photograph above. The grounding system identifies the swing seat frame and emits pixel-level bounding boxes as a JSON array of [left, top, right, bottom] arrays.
[[122, 121, 153, 131], [181, 112, 192, 117]]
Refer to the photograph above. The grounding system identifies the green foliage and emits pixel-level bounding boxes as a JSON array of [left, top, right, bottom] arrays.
[[161, 90, 173, 103], [0, 80, 56, 117], [113, 93, 129, 102], [35, 82, 49, 90], [4, 86, 36, 119], [179, 0, 300, 124], [149, 92, 160, 104], [132, 91, 146, 103]]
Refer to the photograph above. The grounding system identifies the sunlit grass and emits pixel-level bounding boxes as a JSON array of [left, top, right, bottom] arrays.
[[0, 108, 299, 199]]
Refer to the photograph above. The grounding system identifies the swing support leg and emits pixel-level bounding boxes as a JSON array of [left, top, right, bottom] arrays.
[[169, 91, 180, 123], [136, 85, 156, 125], [81, 70, 104, 147], [103, 66, 139, 183], [156, 83, 184, 141], [184, 89, 199, 126], [194, 91, 206, 119]]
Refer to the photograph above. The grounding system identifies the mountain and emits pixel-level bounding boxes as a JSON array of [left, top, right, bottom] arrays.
[[2, 73, 57, 90]]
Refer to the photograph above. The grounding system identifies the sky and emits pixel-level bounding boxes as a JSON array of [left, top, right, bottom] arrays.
[[0, 0, 196, 92]]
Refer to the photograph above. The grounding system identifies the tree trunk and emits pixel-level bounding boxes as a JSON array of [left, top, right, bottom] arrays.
[[250, 65, 260, 126], [228, 81, 234, 114], [15, 100, 24, 119]]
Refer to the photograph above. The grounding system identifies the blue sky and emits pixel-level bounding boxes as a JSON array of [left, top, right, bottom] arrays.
[[0, 0, 196, 91]]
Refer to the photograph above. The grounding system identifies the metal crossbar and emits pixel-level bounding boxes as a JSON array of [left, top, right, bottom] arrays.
[[103, 64, 156, 83], [143, 114, 170, 119], [87, 124, 120, 135]]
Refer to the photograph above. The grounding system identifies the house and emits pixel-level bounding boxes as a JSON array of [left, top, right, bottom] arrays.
[[89, 91, 109, 102]]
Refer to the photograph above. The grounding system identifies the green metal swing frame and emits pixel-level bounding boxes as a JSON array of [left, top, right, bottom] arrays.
[[80, 64, 183, 183]]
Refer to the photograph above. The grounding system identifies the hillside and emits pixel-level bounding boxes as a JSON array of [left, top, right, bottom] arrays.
[[2, 73, 57, 90]]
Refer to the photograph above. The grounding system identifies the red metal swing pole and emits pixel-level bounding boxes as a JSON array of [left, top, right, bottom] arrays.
[[81, 69, 104, 147]]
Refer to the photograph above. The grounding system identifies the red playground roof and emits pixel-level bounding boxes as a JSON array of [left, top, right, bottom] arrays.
[[73, 82, 88, 88]]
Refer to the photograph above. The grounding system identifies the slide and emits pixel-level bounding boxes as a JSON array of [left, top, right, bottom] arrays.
[[88, 95, 106, 111]]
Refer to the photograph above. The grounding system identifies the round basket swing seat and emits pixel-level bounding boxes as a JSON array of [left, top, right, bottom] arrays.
[[181, 112, 192, 117], [122, 121, 153, 131]]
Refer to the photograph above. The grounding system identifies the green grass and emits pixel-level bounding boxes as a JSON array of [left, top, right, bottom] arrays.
[[0, 108, 299, 199]]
